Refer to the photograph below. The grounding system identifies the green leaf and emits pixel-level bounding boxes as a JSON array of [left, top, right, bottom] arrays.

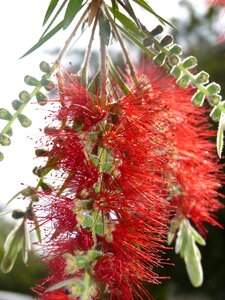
[[190, 225, 206, 246], [217, 112, 225, 158], [63, 0, 83, 30], [46, 278, 78, 292], [43, 0, 60, 26], [123, 0, 140, 27], [41, 0, 69, 38], [21, 20, 64, 58], [108, 6, 144, 38], [1, 223, 24, 273], [131, 0, 176, 29]]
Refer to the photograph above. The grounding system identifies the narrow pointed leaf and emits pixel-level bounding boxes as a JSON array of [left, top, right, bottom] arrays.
[[46, 278, 78, 292], [123, 0, 140, 27], [217, 112, 225, 158], [41, 0, 68, 38], [43, 0, 60, 26], [20, 20, 64, 58], [22, 221, 31, 264], [131, 0, 176, 29], [63, 0, 83, 30]]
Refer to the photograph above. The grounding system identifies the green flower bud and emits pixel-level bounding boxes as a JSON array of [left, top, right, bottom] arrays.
[[177, 74, 190, 88], [210, 106, 222, 122], [24, 75, 39, 86], [182, 56, 197, 69], [35, 91, 48, 106], [168, 55, 180, 66], [21, 187, 35, 197], [0, 108, 12, 121], [12, 210, 25, 219], [17, 114, 32, 128], [31, 194, 39, 202], [35, 148, 49, 157], [39, 61, 51, 73], [72, 121, 84, 131], [170, 65, 181, 78], [0, 152, 4, 161], [169, 44, 182, 55], [191, 91, 205, 106], [44, 81, 55, 91], [160, 35, 173, 46], [208, 94, 222, 106], [150, 25, 163, 36], [153, 52, 166, 66], [206, 82, 221, 94], [195, 71, 209, 84], [12, 100, 22, 110], [19, 90, 31, 102], [0, 134, 11, 146]]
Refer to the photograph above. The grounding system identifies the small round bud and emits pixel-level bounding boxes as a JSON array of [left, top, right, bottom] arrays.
[[160, 35, 173, 46], [206, 82, 221, 95], [169, 44, 182, 55], [170, 65, 181, 78], [143, 36, 153, 47], [150, 25, 163, 36], [153, 52, 166, 66], [19, 90, 31, 102], [21, 187, 35, 197], [35, 148, 49, 157], [39, 61, 51, 73], [195, 71, 209, 84], [168, 54, 180, 66], [191, 91, 205, 106], [12, 100, 22, 110], [44, 81, 54, 91], [17, 114, 32, 127], [208, 94, 222, 106], [12, 210, 25, 219], [35, 91, 48, 106], [0, 152, 4, 161], [0, 108, 12, 121], [182, 56, 197, 69], [0, 134, 11, 146], [177, 74, 190, 88], [24, 75, 39, 86], [210, 106, 222, 122]]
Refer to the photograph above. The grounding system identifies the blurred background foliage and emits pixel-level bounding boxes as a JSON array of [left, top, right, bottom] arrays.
[[0, 1, 225, 299]]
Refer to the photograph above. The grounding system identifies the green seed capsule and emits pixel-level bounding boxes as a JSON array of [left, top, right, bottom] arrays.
[[6, 128, 13, 137], [36, 91, 48, 106], [177, 74, 190, 88], [44, 81, 54, 91], [195, 71, 209, 84], [39, 61, 51, 73], [153, 52, 166, 66], [17, 114, 32, 127], [12, 210, 25, 219], [168, 55, 180, 66], [12, 100, 22, 110], [24, 75, 39, 86], [150, 25, 163, 36], [191, 91, 205, 106], [210, 106, 222, 122], [160, 35, 173, 46], [0, 134, 11, 146], [207, 82, 221, 94], [208, 94, 222, 106], [182, 56, 197, 69], [19, 90, 31, 102], [0, 108, 12, 121], [170, 65, 181, 78], [21, 187, 35, 197], [169, 44, 182, 55]]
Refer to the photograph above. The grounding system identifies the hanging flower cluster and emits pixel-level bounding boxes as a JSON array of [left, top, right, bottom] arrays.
[[32, 63, 223, 299]]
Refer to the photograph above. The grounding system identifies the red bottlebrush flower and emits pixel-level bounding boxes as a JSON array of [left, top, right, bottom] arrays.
[[39, 291, 71, 300], [207, 0, 225, 6], [74, 227, 94, 251]]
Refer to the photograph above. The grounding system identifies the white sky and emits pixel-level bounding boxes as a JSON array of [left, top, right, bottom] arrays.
[[0, 0, 207, 211]]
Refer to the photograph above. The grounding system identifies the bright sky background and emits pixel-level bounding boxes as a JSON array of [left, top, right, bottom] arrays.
[[0, 0, 207, 212]]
